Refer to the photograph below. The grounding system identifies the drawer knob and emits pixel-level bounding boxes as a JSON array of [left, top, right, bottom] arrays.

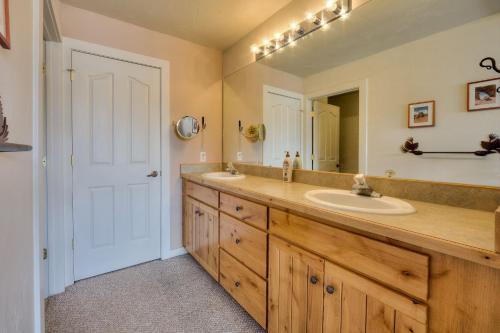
[[326, 286, 335, 294], [235, 281, 240, 288], [235, 238, 241, 245], [235, 205, 244, 212], [310, 276, 319, 285]]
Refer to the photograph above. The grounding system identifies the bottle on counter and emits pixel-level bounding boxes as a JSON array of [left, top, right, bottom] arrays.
[[293, 151, 302, 170], [283, 151, 293, 183]]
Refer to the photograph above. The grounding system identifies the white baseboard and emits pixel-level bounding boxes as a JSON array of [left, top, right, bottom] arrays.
[[162, 247, 187, 260]]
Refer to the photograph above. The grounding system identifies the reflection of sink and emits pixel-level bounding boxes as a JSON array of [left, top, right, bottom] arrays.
[[202, 172, 246, 181], [304, 189, 416, 215]]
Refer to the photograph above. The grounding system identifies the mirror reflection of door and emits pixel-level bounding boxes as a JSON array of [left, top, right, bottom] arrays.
[[313, 101, 340, 172], [263, 86, 303, 167], [312, 90, 359, 173]]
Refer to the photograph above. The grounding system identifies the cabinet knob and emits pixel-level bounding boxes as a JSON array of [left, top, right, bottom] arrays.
[[310, 276, 319, 285], [235, 281, 240, 288], [235, 238, 241, 244], [326, 285, 335, 294], [235, 205, 243, 212]]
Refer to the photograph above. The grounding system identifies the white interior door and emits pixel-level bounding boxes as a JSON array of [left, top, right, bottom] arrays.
[[72, 51, 161, 280], [263, 87, 303, 167], [313, 101, 340, 172]]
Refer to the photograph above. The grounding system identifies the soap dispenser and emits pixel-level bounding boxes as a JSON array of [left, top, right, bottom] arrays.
[[293, 151, 302, 169], [283, 151, 293, 183]]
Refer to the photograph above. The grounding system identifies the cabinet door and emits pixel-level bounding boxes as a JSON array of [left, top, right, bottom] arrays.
[[268, 236, 325, 333], [183, 196, 197, 254], [193, 201, 219, 280], [323, 261, 428, 333]]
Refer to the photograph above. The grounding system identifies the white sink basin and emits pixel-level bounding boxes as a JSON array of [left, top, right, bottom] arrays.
[[304, 189, 416, 215], [202, 172, 246, 181]]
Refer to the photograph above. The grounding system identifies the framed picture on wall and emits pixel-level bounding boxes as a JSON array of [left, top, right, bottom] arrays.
[[408, 100, 435, 128], [467, 77, 500, 112], [0, 0, 10, 49]]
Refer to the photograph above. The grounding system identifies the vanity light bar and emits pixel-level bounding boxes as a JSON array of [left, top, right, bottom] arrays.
[[251, 0, 351, 60]]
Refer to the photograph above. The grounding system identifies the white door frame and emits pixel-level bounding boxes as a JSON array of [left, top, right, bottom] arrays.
[[262, 85, 304, 165], [47, 37, 173, 294], [304, 79, 368, 173]]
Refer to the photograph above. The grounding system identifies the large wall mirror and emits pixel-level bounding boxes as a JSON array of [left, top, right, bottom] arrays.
[[223, 0, 500, 187]]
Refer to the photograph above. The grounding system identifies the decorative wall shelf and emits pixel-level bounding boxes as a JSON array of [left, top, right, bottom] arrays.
[[0, 142, 32, 152], [401, 134, 500, 157]]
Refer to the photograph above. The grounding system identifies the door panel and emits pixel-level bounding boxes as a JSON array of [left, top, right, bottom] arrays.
[[73, 51, 161, 280], [268, 236, 324, 333], [183, 196, 196, 254], [313, 101, 340, 172], [323, 261, 428, 333], [263, 87, 303, 167], [191, 201, 219, 280]]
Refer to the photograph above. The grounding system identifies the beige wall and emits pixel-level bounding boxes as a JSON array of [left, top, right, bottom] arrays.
[[0, 0, 35, 331], [223, 0, 369, 77], [328, 91, 359, 174], [305, 13, 500, 186], [59, 4, 223, 249], [223, 62, 303, 163]]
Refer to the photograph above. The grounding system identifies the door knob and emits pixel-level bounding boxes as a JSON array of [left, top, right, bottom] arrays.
[[310, 276, 319, 285], [147, 170, 159, 178]]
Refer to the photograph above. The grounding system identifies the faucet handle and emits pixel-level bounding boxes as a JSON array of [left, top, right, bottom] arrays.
[[353, 174, 366, 186]]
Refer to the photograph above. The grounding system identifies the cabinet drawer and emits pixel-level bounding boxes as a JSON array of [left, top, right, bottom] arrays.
[[220, 193, 267, 230], [219, 250, 267, 328], [220, 213, 267, 277], [186, 181, 219, 208], [270, 209, 429, 300]]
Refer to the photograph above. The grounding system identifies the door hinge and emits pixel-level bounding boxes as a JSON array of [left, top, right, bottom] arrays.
[[42, 156, 47, 168], [310, 111, 316, 118], [72, 238, 75, 250], [42, 63, 47, 75], [67, 68, 75, 81], [311, 154, 315, 160], [70, 154, 75, 168], [43, 248, 48, 260]]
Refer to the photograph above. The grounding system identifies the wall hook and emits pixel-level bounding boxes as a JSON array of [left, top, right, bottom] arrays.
[[479, 57, 500, 74], [201, 116, 206, 130], [238, 120, 243, 133]]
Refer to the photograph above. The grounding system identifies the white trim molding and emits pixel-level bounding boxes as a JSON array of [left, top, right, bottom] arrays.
[[47, 37, 172, 294], [304, 79, 368, 173], [33, 0, 43, 331]]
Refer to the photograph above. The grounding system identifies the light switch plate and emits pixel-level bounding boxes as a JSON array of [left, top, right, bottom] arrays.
[[236, 152, 243, 161], [200, 151, 207, 162]]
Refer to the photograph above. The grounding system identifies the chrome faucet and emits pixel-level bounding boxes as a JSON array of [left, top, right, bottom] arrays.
[[351, 174, 382, 198], [226, 162, 239, 175]]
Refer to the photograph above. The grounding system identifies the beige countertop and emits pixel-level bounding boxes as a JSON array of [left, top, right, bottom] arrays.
[[182, 172, 499, 269]]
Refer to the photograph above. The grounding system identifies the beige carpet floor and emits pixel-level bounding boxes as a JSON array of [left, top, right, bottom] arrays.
[[46, 255, 264, 333]]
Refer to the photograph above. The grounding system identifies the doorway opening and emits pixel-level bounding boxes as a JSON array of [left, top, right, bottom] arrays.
[[311, 90, 360, 173]]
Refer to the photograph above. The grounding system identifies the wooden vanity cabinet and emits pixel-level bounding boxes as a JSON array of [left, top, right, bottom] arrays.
[[182, 179, 499, 332], [183, 192, 219, 281]]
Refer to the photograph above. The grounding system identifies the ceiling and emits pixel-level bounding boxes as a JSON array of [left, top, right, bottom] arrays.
[[259, 0, 500, 77], [60, 0, 293, 50]]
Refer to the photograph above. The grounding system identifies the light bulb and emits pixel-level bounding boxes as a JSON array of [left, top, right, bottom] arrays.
[[262, 38, 269, 46], [306, 12, 314, 20], [290, 22, 298, 31], [250, 45, 259, 54], [326, 0, 337, 9]]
